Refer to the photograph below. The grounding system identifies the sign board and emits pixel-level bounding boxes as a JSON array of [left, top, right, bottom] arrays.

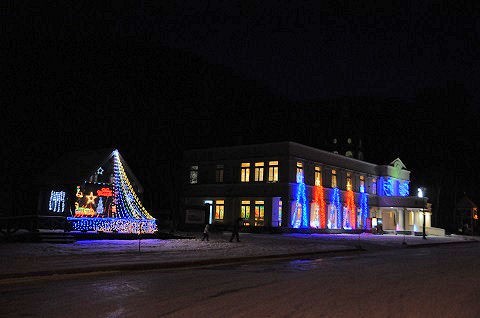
[[185, 209, 205, 224]]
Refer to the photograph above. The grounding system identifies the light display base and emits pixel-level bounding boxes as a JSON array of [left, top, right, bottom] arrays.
[[67, 217, 157, 234]]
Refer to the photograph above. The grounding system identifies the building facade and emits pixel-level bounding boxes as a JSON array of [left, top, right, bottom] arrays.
[[183, 142, 435, 234]]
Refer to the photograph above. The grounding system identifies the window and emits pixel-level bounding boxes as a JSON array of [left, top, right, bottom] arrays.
[[346, 172, 352, 191], [408, 211, 414, 225], [371, 178, 377, 195], [254, 162, 264, 182], [241, 200, 250, 226], [189, 165, 198, 184], [331, 169, 337, 188], [215, 165, 224, 183], [241, 163, 250, 182], [315, 166, 322, 186], [254, 201, 265, 226], [268, 161, 279, 182], [359, 176, 365, 193], [214, 200, 224, 221], [296, 162, 303, 183]]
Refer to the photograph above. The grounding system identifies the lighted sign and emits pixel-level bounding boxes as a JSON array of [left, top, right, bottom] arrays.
[[75, 206, 95, 217], [97, 187, 113, 197]]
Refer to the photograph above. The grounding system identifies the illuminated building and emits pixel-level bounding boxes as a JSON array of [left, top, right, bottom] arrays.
[[183, 141, 440, 235], [37, 149, 157, 234]]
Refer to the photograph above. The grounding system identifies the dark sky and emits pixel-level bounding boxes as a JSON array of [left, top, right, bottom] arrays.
[[3, 1, 480, 227], [7, 1, 478, 102], [110, 1, 479, 102]]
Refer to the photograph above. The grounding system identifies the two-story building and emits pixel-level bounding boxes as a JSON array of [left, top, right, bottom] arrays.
[[182, 141, 438, 234]]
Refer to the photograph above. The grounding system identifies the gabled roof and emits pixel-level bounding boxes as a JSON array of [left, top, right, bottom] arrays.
[[456, 196, 478, 210], [36, 148, 144, 193], [389, 158, 407, 170]]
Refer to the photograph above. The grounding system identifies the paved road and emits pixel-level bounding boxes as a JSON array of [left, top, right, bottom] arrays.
[[1, 243, 479, 318]]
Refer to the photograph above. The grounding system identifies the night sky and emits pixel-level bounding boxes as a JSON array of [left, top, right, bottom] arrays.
[[4, 2, 480, 229]]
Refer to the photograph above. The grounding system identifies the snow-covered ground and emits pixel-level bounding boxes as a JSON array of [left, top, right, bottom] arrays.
[[0, 232, 475, 278]]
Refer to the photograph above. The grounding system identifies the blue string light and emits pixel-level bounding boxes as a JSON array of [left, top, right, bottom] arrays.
[[399, 181, 409, 196], [67, 217, 157, 233], [360, 192, 369, 229], [330, 187, 341, 229], [291, 175, 308, 228], [382, 177, 394, 196]]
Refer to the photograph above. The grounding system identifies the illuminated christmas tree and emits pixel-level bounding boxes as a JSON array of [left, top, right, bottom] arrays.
[[96, 197, 104, 214]]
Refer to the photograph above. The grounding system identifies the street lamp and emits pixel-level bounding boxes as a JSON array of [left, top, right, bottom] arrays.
[[418, 187, 426, 240]]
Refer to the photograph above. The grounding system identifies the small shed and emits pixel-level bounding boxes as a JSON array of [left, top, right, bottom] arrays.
[[455, 195, 478, 235]]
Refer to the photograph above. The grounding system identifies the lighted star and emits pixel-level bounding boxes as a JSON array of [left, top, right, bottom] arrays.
[[97, 167, 104, 175], [85, 192, 97, 204]]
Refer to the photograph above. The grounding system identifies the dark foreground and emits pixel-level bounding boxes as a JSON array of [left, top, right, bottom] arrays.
[[1, 243, 479, 318]]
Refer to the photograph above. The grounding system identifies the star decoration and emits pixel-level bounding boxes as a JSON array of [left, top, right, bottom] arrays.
[[86, 192, 97, 205], [97, 167, 104, 175]]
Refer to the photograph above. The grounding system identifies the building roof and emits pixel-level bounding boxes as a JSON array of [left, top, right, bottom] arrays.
[[185, 141, 410, 179], [456, 196, 478, 210], [36, 148, 144, 192]]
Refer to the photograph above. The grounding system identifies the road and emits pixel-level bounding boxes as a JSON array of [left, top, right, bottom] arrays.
[[1, 243, 480, 318]]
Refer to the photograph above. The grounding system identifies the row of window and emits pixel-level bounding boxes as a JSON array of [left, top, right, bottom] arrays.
[[189, 161, 279, 184], [297, 162, 377, 194], [190, 161, 378, 195], [241, 161, 279, 182], [213, 199, 267, 226]]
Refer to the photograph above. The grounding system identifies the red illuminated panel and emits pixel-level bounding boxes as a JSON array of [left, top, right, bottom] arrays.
[[97, 187, 113, 197]]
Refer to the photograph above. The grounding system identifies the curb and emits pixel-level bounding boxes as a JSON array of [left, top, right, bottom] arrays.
[[0, 248, 363, 281], [405, 239, 479, 248]]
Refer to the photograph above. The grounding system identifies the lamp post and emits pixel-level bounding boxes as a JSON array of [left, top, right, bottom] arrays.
[[418, 188, 426, 240]]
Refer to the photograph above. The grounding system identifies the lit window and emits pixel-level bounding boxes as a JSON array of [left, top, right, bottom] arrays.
[[296, 162, 304, 183], [215, 165, 224, 183], [371, 178, 377, 195], [241, 200, 250, 226], [254, 201, 265, 226], [189, 165, 198, 184], [214, 200, 225, 221], [346, 172, 352, 191], [241, 163, 250, 182], [331, 169, 337, 188], [268, 161, 279, 182], [315, 166, 322, 186], [359, 175, 365, 193], [254, 162, 264, 182]]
